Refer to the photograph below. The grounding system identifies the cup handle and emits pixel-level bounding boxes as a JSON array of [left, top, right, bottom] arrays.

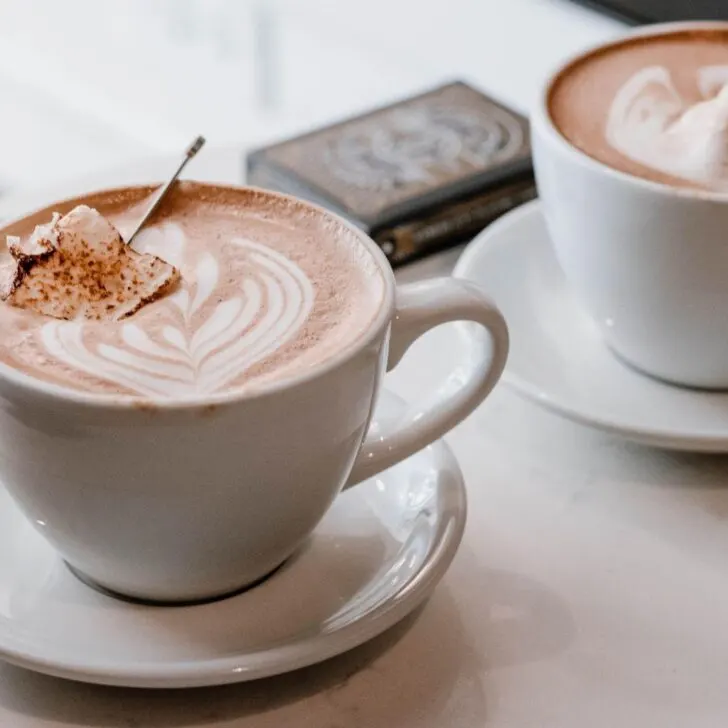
[[345, 277, 509, 487]]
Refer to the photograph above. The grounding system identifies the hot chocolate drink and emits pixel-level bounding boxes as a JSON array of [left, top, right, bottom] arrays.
[[549, 29, 728, 192], [0, 183, 386, 399]]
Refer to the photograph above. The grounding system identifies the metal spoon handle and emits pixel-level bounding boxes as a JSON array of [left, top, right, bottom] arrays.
[[126, 135, 206, 244]]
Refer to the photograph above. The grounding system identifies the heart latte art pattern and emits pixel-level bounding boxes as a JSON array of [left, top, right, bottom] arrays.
[[35, 223, 314, 398]]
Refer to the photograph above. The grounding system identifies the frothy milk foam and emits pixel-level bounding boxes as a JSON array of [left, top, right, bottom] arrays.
[[606, 67, 728, 189], [549, 29, 728, 191], [0, 184, 386, 399]]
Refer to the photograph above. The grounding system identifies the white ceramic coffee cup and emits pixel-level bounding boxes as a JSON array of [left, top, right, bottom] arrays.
[[0, 184, 508, 603], [532, 21, 728, 389]]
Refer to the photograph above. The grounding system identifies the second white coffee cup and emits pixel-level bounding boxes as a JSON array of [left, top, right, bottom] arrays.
[[532, 21, 728, 389]]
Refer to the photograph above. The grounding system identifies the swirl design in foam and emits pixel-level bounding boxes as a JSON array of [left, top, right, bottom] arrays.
[[37, 223, 314, 398], [606, 65, 728, 189]]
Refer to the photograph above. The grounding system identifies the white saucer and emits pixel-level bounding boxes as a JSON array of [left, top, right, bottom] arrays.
[[455, 200, 728, 452], [0, 390, 465, 688]]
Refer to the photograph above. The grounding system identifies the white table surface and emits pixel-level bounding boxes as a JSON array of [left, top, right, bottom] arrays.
[[2, 3, 728, 727], [0, 145, 727, 728]]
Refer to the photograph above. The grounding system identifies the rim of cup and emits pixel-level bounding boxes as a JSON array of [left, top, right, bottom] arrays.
[[534, 20, 728, 204], [0, 182, 397, 411]]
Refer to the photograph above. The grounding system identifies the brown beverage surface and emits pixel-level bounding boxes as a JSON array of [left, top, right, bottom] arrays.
[[0, 183, 386, 399], [549, 29, 728, 191]]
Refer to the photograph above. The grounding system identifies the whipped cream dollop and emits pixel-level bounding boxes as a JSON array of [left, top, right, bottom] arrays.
[[606, 66, 728, 190], [0, 206, 180, 321]]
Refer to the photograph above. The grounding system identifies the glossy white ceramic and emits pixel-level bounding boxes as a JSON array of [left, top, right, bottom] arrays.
[[531, 21, 728, 389], [0, 390, 466, 688], [0, 184, 506, 603], [455, 201, 728, 451]]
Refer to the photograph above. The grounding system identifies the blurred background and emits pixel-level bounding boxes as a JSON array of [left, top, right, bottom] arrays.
[[0, 0, 630, 193]]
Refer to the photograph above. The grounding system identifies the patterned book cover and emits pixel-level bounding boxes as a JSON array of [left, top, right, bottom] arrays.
[[247, 81, 534, 264]]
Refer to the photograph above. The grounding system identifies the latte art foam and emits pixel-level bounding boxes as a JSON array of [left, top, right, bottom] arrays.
[[0, 184, 385, 399], [606, 67, 728, 190], [39, 231, 314, 397], [548, 29, 728, 191]]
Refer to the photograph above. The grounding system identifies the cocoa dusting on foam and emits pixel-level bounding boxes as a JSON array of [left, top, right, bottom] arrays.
[[0, 183, 386, 399], [0, 205, 179, 321]]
